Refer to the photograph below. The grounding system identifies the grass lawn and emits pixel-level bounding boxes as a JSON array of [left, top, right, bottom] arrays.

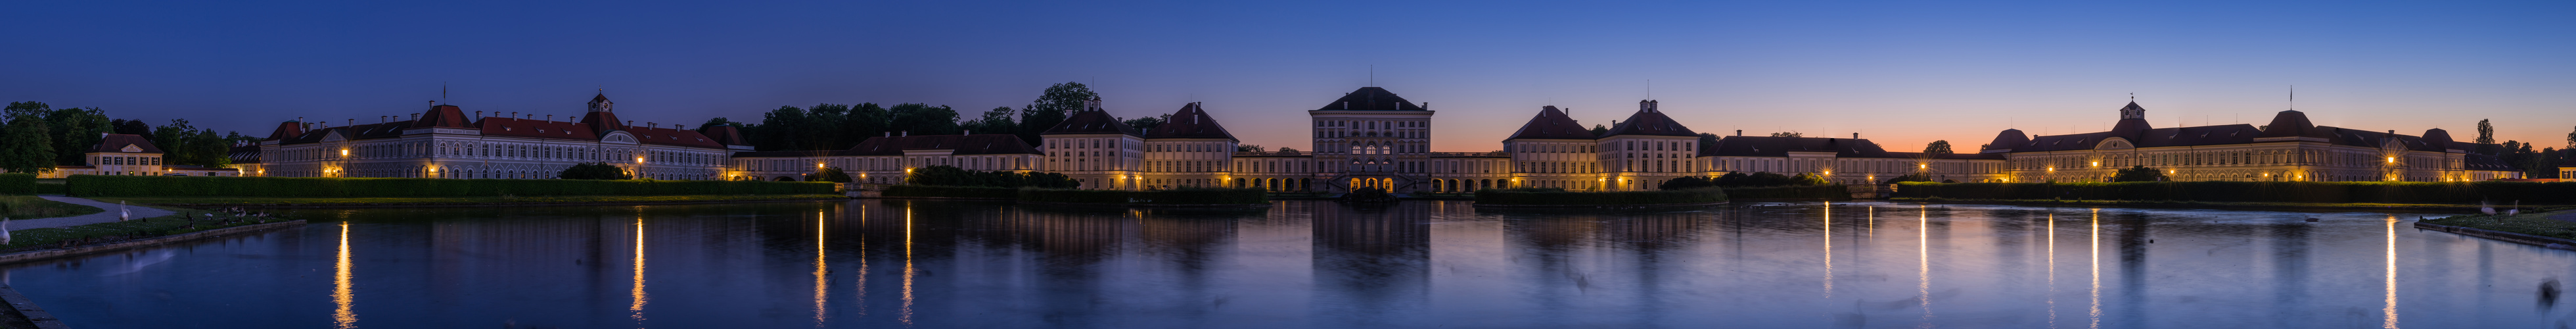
[[2420, 211, 2576, 240], [91, 194, 849, 206], [1, 195, 103, 220], [1, 203, 284, 252], [1893, 197, 2576, 211]]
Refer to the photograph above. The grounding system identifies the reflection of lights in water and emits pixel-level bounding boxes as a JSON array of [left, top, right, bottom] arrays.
[[333, 222, 356, 329], [2089, 209, 2101, 329], [814, 211, 829, 326], [2046, 214, 2057, 328], [631, 218, 648, 323], [1918, 205, 1933, 325], [902, 206, 916, 325], [1822, 201, 1832, 299], [856, 205, 869, 318], [2383, 215, 2400, 329]]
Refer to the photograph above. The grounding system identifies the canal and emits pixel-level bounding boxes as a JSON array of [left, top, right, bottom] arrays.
[[6, 200, 2570, 328]]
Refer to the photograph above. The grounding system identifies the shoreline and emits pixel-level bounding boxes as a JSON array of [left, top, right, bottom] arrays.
[[0, 220, 308, 265], [1890, 197, 2559, 212], [97, 195, 850, 208]]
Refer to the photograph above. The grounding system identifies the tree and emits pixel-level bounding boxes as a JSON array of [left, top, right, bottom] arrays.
[[1019, 82, 1097, 146], [961, 106, 1017, 136], [1881, 172, 1932, 184], [1770, 132, 1803, 138], [1237, 145, 1264, 153], [2112, 166, 2167, 182], [696, 117, 741, 132], [1590, 124, 1609, 136], [2564, 125, 2573, 149], [846, 103, 890, 143], [751, 105, 810, 151], [1923, 140, 1954, 155], [1122, 114, 1167, 132], [110, 118, 152, 136], [806, 166, 853, 183], [558, 163, 631, 180], [1658, 176, 1718, 190], [887, 103, 960, 136], [1277, 147, 1300, 153], [0, 112, 54, 173], [1698, 133, 1720, 147], [804, 103, 852, 149], [41, 105, 110, 166], [2475, 119, 2495, 144]]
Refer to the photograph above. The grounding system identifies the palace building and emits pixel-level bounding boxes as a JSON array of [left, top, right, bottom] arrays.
[[244, 93, 749, 180], [1979, 102, 2522, 182], [206, 88, 2531, 190]]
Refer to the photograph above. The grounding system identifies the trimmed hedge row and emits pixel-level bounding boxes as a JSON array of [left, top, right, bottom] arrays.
[[881, 185, 1020, 199], [0, 174, 32, 195], [1476, 188, 1729, 206], [1019, 188, 1269, 205], [1723, 186, 1849, 199], [67, 175, 836, 197], [1893, 181, 2576, 204]]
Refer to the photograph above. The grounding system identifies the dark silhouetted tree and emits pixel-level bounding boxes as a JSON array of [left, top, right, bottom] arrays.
[[559, 163, 631, 180]]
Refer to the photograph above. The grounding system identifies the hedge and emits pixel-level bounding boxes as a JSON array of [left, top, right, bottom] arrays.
[[1893, 181, 2576, 204], [0, 174, 32, 195], [66, 175, 836, 197], [1019, 188, 1269, 205], [881, 185, 1020, 199], [1476, 188, 1728, 206], [1723, 186, 1849, 199]]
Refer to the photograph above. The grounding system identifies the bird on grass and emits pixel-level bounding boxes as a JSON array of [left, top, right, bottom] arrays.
[[120, 201, 131, 221], [2, 217, 12, 245]]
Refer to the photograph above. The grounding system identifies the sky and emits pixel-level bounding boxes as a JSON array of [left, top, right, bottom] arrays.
[[5, 0, 2572, 153]]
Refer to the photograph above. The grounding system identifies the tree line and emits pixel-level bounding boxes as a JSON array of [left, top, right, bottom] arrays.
[[0, 102, 253, 173], [706, 82, 1138, 151]]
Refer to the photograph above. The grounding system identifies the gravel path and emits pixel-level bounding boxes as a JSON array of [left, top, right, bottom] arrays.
[[6, 196, 176, 230]]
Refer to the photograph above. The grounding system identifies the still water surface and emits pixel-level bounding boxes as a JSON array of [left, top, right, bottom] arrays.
[[7, 200, 2574, 328]]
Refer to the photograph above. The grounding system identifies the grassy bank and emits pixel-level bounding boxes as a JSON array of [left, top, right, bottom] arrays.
[[1891, 197, 2565, 211], [2, 195, 103, 220], [877, 185, 1271, 205], [1895, 181, 2576, 204], [69, 175, 836, 197], [2419, 211, 2576, 240], [1476, 188, 1728, 206], [93, 194, 849, 206], [1723, 186, 1848, 199], [0, 204, 286, 252]]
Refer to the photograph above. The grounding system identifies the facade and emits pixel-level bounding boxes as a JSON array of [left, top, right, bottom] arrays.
[[248, 93, 750, 180], [1979, 102, 2522, 182], [170, 87, 2531, 190]]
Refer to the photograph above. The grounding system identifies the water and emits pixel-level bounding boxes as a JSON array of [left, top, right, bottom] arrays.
[[7, 200, 2573, 328]]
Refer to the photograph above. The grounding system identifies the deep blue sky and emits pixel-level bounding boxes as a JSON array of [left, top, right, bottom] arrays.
[[6, 1, 2571, 151]]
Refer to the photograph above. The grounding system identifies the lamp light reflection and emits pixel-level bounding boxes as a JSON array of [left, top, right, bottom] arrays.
[[814, 211, 829, 326], [333, 222, 356, 329], [2089, 209, 2102, 329], [1918, 205, 1933, 325], [1822, 201, 1833, 299], [2383, 215, 2400, 328], [630, 218, 648, 323]]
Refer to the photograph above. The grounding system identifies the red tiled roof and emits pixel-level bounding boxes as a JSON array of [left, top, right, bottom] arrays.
[[1316, 87, 1424, 111], [1144, 103, 1234, 141], [1505, 106, 1594, 140], [92, 134, 164, 153]]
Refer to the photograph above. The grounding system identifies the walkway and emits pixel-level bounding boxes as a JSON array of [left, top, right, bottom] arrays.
[[2552, 211, 2576, 223], [9, 196, 177, 230]]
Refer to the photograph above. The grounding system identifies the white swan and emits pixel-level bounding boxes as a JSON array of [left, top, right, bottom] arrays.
[[120, 201, 131, 221], [2, 217, 12, 245]]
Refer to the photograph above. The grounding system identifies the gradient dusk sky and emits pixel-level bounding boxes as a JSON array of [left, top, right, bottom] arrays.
[[5, 1, 2571, 152]]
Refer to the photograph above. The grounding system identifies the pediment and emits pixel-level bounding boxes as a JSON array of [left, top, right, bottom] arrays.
[[120, 144, 143, 153], [2095, 138, 2134, 150], [600, 130, 639, 144]]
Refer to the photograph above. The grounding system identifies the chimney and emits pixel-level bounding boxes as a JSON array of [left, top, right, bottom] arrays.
[[510, 112, 518, 119], [379, 116, 386, 123], [474, 111, 482, 118], [885, 132, 890, 137], [1736, 130, 1742, 136], [902, 131, 908, 137], [627, 120, 634, 126], [1343, 101, 1349, 110], [547, 114, 554, 122], [1422, 102, 1429, 110], [1853, 133, 1860, 139], [965, 129, 971, 135], [347, 119, 354, 126], [411, 113, 419, 121]]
